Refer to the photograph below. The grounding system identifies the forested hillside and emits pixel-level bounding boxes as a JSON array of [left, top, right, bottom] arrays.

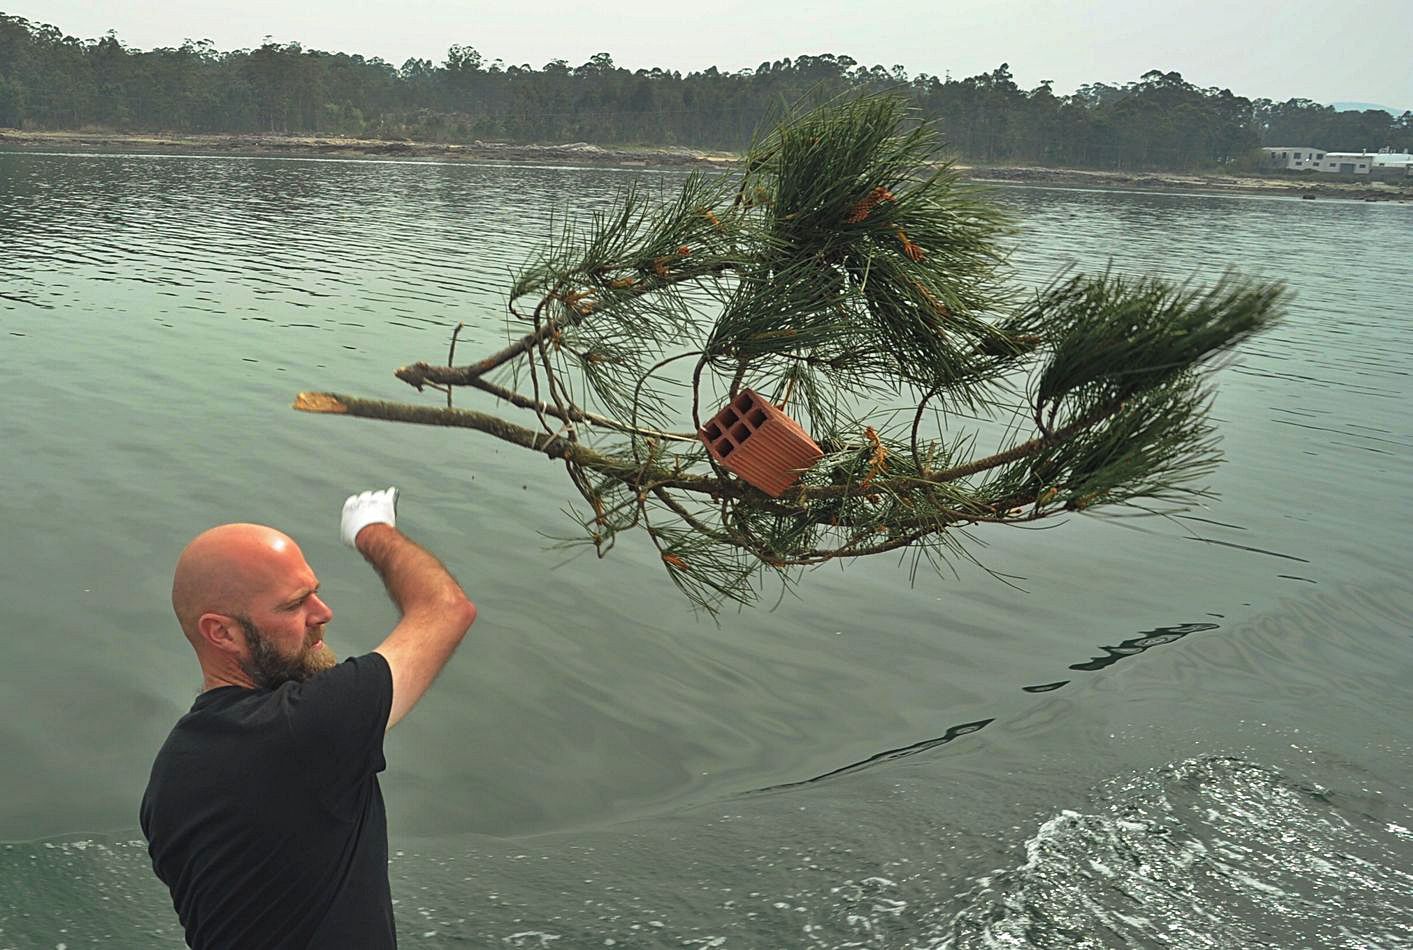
[[2, 13, 1409, 170]]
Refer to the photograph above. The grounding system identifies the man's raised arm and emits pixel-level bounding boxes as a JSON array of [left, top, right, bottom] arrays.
[[341, 488, 477, 730]]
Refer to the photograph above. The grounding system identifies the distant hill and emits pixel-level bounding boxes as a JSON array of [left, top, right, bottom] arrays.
[[1331, 101, 1406, 115]]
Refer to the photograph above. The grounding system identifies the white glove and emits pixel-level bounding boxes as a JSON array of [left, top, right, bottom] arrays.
[[341, 486, 399, 548]]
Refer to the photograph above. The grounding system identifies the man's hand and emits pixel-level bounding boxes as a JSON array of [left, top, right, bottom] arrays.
[[341, 487, 399, 548]]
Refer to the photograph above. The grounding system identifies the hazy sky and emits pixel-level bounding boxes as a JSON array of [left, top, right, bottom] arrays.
[[7, 0, 1411, 109]]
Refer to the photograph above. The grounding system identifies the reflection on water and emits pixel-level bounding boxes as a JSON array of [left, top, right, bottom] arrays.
[[752, 718, 997, 793], [1065, 621, 1219, 673], [758, 618, 1226, 791], [2, 152, 1412, 947]]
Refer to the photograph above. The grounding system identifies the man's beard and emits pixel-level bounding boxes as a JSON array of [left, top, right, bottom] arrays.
[[236, 616, 337, 689]]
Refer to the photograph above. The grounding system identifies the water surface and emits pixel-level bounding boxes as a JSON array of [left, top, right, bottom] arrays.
[[1, 152, 1410, 948]]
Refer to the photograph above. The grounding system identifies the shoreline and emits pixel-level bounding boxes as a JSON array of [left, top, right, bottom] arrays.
[[962, 164, 1411, 203], [2, 129, 1409, 202], [0, 128, 739, 169]]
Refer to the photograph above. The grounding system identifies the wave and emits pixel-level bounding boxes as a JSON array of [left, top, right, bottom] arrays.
[[930, 755, 1413, 949]]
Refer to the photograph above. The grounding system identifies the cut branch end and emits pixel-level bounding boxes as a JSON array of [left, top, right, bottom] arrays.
[[293, 392, 349, 414]]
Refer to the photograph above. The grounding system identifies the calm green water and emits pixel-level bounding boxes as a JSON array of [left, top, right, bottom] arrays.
[[1, 152, 1410, 948]]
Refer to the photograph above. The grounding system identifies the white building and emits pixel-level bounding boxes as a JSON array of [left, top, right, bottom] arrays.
[[1262, 147, 1412, 176], [1370, 151, 1413, 177], [1260, 146, 1326, 170], [1317, 152, 1377, 174]]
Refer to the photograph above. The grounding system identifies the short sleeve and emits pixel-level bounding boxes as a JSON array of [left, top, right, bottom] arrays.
[[279, 652, 394, 800]]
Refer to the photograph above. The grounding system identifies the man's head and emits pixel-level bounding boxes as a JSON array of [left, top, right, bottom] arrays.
[[172, 524, 337, 690]]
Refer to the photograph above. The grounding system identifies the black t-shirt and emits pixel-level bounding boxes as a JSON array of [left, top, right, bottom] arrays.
[[140, 652, 397, 950]]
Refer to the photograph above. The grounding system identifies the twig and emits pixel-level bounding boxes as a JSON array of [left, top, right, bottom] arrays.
[[445, 322, 464, 408], [468, 374, 697, 443], [394, 263, 737, 392]]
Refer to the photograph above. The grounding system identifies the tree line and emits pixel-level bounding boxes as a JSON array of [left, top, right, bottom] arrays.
[[2, 13, 1409, 170]]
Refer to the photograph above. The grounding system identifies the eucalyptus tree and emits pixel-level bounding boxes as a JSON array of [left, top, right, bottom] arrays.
[[0, 13, 1399, 167]]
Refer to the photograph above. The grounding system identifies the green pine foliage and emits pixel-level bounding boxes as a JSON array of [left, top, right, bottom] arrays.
[[301, 93, 1287, 612]]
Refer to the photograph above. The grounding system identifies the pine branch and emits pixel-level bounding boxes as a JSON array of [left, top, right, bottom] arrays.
[[293, 92, 1287, 612]]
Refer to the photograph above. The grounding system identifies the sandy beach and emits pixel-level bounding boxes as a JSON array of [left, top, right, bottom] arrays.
[[962, 163, 1411, 202], [0, 128, 738, 168], [3, 128, 1408, 201]]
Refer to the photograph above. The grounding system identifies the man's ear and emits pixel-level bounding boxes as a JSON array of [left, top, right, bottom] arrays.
[[197, 613, 245, 655]]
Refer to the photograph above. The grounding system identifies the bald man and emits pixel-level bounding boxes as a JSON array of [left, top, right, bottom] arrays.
[[140, 487, 476, 950]]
